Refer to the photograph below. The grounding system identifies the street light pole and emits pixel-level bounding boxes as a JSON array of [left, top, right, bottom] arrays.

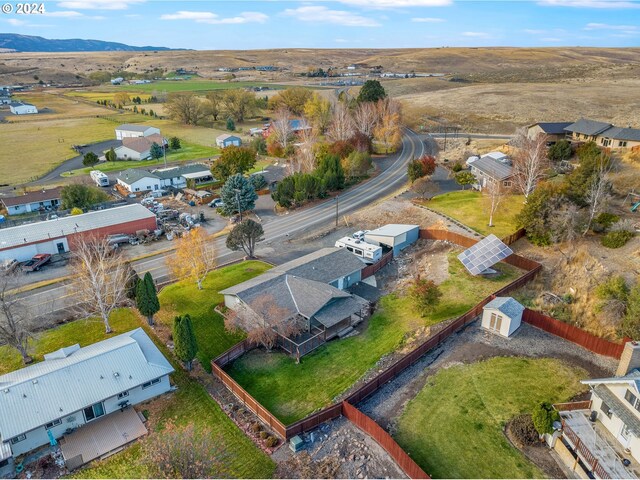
[[335, 195, 339, 227], [163, 137, 167, 167]]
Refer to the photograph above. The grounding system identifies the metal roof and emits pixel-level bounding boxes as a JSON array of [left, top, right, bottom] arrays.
[[152, 163, 211, 180], [565, 118, 612, 136], [458, 234, 513, 276], [470, 156, 513, 181], [0, 204, 156, 251], [0, 328, 173, 440], [483, 296, 524, 319], [599, 126, 640, 142], [365, 224, 419, 238], [529, 122, 573, 135], [116, 124, 157, 132], [0, 187, 62, 208]]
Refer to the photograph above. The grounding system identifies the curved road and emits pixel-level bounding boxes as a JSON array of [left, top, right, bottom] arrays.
[[22, 128, 427, 316]]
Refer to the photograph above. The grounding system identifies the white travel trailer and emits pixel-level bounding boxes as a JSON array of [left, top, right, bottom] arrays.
[[90, 170, 109, 187], [334, 236, 382, 264]]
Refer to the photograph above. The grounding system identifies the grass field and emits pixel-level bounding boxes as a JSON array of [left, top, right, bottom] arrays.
[[394, 357, 586, 479], [426, 190, 525, 238], [10, 92, 108, 121], [226, 253, 523, 424], [79, 80, 286, 94], [0, 263, 276, 478], [157, 260, 271, 371]]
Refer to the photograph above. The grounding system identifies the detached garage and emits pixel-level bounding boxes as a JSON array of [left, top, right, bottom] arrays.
[[364, 224, 419, 256], [0, 204, 157, 262]]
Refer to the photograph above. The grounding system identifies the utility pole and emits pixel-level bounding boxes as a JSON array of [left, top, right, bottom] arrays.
[[335, 195, 339, 227], [234, 189, 242, 222]]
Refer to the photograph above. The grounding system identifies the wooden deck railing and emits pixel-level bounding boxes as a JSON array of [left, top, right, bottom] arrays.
[[553, 400, 592, 412], [563, 422, 611, 479]]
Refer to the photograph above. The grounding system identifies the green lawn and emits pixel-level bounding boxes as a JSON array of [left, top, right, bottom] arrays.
[[426, 190, 525, 238], [61, 141, 219, 178], [394, 357, 587, 479], [157, 260, 272, 372], [0, 262, 276, 478], [226, 253, 523, 424]]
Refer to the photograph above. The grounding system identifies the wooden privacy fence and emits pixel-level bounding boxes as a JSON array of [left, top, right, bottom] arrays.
[[342, 401, 430, 479], [522, 309, 626, 359], [362, 251, 394, 279]]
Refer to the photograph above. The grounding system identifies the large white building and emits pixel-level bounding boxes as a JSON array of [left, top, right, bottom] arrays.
[[0, 329, 174, 475], [0, 204, 157, 262], [115, 124, 160, 140], [9, 102, 37, 115]]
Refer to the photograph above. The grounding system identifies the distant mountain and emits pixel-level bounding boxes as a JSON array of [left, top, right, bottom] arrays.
[[0, 34, 173, 52]]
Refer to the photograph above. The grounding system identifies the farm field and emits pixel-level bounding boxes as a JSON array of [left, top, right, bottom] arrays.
[[80, 80, 287, 94], [0, 263, 277, 478], [226, 252, 523, 424], [394, 357, 586, 479], [426, 190, 525, 238], [9, 91, 108, 120]]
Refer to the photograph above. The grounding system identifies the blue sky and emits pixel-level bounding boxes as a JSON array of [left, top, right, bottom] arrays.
[[1, 0, 639, 49]]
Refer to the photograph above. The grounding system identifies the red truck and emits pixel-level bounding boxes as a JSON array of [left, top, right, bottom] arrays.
[[21, 254, 52, 272]]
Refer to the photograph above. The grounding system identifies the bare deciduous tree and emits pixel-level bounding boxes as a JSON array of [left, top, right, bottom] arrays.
[[412, 177, 440, 200], [225, 294, 302, 351], [326, 102, 355, 143], [583, 155, 614, 235], [271, 107, 294, 152], [74, 238, 129, 333], [291, 123, 318, 174], [353, 101, 378, 138], [168, 227, 217, 290], [0, 271, 33, 364], [513, 129, 549, 199], [483, 179, 506, 228]]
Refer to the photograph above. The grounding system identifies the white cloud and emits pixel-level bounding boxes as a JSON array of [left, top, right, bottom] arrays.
[[462, 31, 490, 37], [538, 0, 640, 8], [282, 6, 380, 27], [411, 17, 445, 22], [57, 0, 145, 9], [524, 28, 547, 34], [584, 22, 639, 30], [541, 37, 563, 41], [339, 0, 451, 6], [7, 18, 26, 26], [161, 11, 268, 24], [44, 10, 84, 17]]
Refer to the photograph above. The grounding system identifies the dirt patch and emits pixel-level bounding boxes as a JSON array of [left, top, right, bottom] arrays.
[[504, 418, 565, 479]]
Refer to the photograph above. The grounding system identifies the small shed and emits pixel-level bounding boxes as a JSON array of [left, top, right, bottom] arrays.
[[364, 224, 419, 256], [481, 297, 524, 337], [216, 134, 242, 148]]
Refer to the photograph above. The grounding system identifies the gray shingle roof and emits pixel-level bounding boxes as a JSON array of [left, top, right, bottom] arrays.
[[0, 328, 173, 440], [152, 163, 211, 180], [286, 276, 350, 318], [564, 118, 612, 136], [347, 282, 382, 303], [274, 247, 365, 284], [1, 187, 63, 208], [314, 295, 368, 328], [600, 126, 640, 142], [484, 297, 524, 319], [470, 156, 513, 181], [0, 204, 156, 251], [531, 122, 573, 135], [117, 168, 160, 184]]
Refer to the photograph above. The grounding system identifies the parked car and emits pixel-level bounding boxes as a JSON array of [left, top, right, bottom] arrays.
[[208, 198, 224, 208], [352, 230, 369, 241], [21, 254, 52, 272], [0, 258, 19, 273]]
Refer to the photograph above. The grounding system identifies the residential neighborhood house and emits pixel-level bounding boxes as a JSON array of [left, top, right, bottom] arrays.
[[0, 204, 157, 262], [526, 122, 573, 144], [563, 118, 640, 149], [9, 102, 37, 115], [0, 188, 62, 216], [220, 248, 372, 359], [0, 328, 173, 476], [467, 153, 514, 190], [116, 164, 214, 193], [216, 134, 242, 148], [113, 134, 166, 161], [263, 118, 311, 139], [115, 124, 160, 140]]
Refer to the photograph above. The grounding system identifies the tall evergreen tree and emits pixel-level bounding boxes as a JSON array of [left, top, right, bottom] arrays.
[[136, 272, 160, 326], [220, 174, 258, 216], [124, 262, 140, 301], [173, 314, 198, 371]]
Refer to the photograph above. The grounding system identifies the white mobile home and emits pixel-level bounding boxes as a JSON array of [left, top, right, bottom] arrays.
[[9, 102, 37, 115], [335, 236, 382, 263], [0, 329, 173, 472]]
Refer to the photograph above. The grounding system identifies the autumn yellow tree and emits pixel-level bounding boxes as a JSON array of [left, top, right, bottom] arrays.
[[168, 228, 216, 290], [113, 92, 131, 106], [303, 93, 332, 134]]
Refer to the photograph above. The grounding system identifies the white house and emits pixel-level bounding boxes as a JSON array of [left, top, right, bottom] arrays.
[[468, 153, 514, 191], [114, 134, 165, 161], [216, 134, 242, 148], [9, 102, 37, 115], [116, 169, 162, 193], [115, 124, 161, 140], [481, 297, 524, 337], [0, 329, 173, 474], [116, 164, 214, 193], [0, 187, 62, 216]]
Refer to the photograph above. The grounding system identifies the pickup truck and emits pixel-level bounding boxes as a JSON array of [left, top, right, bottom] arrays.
[[21, 254, 52, 272]]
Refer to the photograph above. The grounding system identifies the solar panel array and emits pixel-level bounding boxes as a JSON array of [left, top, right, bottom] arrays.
[[457, 234, 513, 275]]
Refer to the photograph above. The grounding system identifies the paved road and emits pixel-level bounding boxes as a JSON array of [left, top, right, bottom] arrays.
[[21, 128, 426, 316], [423, 132, 513, 140]]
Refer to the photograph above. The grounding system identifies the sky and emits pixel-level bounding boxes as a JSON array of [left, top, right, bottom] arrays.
[[1, 0, 639, 49]]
